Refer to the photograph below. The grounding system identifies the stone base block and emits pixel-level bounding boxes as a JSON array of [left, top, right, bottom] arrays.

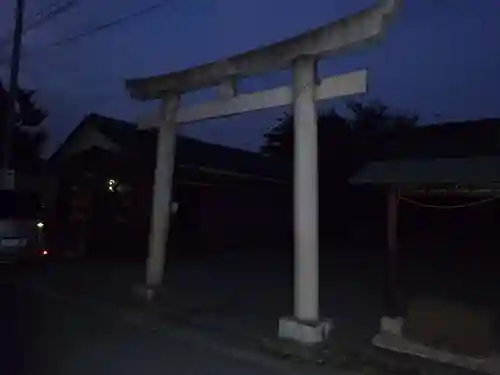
[[132, 284, 163, 302], [278, 316, 333, 345], [380, 316, 404, 336]]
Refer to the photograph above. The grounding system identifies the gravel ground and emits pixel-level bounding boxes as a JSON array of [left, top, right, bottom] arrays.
[[8, 246, 489, 375], [2, 266, 335, 375]]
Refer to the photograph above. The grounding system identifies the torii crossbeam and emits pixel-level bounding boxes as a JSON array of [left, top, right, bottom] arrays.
[[125, 0, 401, 345]]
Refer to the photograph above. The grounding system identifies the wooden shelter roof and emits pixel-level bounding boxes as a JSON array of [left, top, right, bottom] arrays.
[[350, 156, 500, 186]]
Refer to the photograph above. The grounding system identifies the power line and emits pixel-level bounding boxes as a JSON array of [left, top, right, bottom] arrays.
[[1, 0, 175, 108], [24, 0, 78, 35], [50, 0, 173, 48], [1, 0, 173, 65], [2, 0, 66, 41], [0, 0, 78, 48], [32, 0, 71, 18]]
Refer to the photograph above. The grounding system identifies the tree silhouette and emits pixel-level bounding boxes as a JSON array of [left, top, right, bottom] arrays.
[[16, 89, 48, 127], [0, 80, 48, 169], [347, 100, 418, 164], [261, 100, 418, 242], [261, 108, 351, 161], [261, 108, 355, 240], [262, 100, 418, 167]]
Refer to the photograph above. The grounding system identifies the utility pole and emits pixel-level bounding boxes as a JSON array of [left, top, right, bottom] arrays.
[[1, 0, 25, 189]]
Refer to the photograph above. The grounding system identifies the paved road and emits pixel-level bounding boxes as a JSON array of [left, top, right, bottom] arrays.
[[1, 266, 300, 375]]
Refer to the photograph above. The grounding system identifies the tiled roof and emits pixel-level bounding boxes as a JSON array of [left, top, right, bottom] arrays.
[[51, 114, 288, 182], [136, 129, 288, 181], [87, 113, 137, 146]]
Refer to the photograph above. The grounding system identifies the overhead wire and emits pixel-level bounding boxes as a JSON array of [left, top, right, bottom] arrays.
[[1, 0, 177, 158], [1, 0, 175, 92], [31, 0, 174, 97], [23, 0, 78, 36], [31, 0, 69, 18], [0, 0, 78, 65], [49, 0, 174, 48], [0, 0, 78, 46], [2, 0, 174, 60]]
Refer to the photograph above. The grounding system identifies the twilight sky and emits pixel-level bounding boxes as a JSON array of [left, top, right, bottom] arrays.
[[1, 0, 500, 156]]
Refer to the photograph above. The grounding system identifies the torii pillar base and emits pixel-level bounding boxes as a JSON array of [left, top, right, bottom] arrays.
[[132, 283, 164, 303], [262, 317, 333, 362], [278, 316, 333, 345]]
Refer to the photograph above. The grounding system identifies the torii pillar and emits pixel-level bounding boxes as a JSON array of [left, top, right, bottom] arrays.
[[293, 56, 320, 322], [145, 94, 179, 286], [125, 0, 401, 344]]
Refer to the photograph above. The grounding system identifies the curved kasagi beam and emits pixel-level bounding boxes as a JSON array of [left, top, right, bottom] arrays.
[[126, 0, 401, 101]]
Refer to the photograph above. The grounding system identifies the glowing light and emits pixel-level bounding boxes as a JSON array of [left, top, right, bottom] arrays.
[[107, 178, 118, 192], [37, 221, 44, 229], [41, 250, 48, 256]]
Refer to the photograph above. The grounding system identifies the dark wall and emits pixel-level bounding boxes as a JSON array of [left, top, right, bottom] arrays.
[[194, 184, 291, 252]]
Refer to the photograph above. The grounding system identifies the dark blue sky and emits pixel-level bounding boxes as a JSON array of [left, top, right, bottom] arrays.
[[1, 0, 500, 156]]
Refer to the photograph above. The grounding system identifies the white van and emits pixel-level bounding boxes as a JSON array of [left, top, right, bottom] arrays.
[[0, 190, 47, 263]]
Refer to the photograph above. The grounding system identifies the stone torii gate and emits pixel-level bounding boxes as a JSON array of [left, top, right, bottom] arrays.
[[125, 0, 400, 345]]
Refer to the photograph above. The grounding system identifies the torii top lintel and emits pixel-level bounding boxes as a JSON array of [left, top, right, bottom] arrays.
[[125, 0, 401, 101]]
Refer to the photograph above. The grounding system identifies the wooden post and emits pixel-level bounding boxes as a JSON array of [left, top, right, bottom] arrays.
[[387, 186, 401, 317]]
